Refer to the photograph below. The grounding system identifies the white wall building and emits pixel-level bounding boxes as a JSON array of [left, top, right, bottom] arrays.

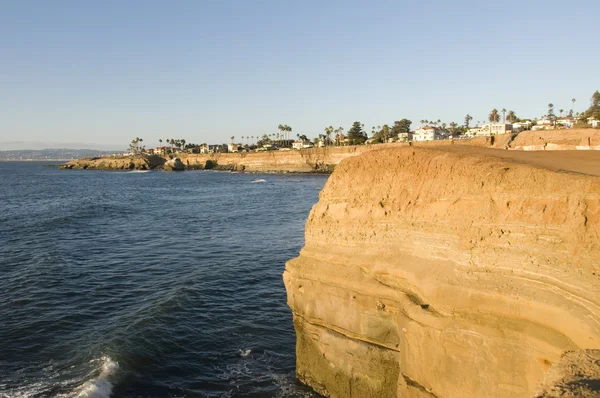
[[413, 126, 445, 141], [512, 121, 532, 131], [490, 123, 513, 135]]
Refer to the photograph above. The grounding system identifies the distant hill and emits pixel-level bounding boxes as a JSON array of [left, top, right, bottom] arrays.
[[0, 148, 120, 161]]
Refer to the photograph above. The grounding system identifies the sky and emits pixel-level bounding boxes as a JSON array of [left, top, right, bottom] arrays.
[[1, 0, 598, 150]]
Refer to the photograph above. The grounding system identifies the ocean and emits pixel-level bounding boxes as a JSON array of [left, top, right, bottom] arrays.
[[0, 162, 326, 398]]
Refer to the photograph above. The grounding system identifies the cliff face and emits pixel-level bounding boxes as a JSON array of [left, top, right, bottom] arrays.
[[179, 145, 378, 172], [60, 146, 382, 172], [510, 129, 600, 151], [284, 146, 600, 397]]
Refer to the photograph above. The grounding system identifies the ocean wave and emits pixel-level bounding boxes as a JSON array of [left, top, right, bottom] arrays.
[[75, 356, 119, 398]]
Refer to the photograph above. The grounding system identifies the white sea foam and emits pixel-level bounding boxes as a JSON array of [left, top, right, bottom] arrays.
[[251, 179, 266, 183], [75, 356, 118, 398], [238, 349, 252, 358]]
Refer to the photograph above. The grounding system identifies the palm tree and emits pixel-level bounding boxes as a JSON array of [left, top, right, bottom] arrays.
[[501, 108, 507, 123], [464, 114, 473, 128], [449, 122, 458, 134], [324, 126, 334, 146], [559, 109, 564, 117], [230, 136, 235, 144], [181, 139, 186, 150], [488, 109, 500, 123], [277, 124, 285, 146], [286, 125, 292, 146], [548, 103, 554, 117], [507, 110, 517, 123], [571, 98, 576, 115]]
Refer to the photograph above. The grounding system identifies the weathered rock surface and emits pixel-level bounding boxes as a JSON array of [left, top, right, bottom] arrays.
[[534, 349, 600, 397], [284, 146, 600, 397], [163, 157, 185, 171], [60, 155, 165, 170], [179, 146, 378, 173], [510, 129, 600, 151]]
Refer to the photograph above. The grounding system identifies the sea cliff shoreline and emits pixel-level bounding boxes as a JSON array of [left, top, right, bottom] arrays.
[[284, 145, 600, 397], [58, 129, 600, 173]]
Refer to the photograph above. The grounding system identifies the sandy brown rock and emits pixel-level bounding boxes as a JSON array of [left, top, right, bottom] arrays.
[[178, 146, 381, 173], [163, 157, 185, 171], [284, 146, 600, 397], [60, 155, 165, 170], [510, 129, 600, 151]]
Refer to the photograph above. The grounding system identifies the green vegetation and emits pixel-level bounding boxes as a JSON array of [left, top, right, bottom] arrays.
[[347, 121, 367, 145], [390, 119, 412, 139], [464, 114, 473, 129], [129, 137, 145, 154], [488, 109, 500, 123]]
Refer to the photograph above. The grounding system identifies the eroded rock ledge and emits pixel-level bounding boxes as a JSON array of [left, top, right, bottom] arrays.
[[284, 146, 600, 397]]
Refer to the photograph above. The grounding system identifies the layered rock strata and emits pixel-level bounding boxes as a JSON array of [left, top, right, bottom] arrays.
[[284, 146, 600, 397]]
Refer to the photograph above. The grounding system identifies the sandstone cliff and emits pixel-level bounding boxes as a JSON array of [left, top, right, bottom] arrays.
[[60, 146, 381, 172], [60, 155, 165, 170], [179, 145, 378, 173], [510, 129, 600, 151], [284, 146, 600, 397]]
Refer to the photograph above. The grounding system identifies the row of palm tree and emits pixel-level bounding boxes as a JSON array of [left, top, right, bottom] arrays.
[[229, 136, 261, 146], [159, 138, 186, 150], [324, 126, 345, 145]]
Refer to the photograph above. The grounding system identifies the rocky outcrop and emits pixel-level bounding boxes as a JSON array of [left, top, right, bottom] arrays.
[[284, 146, 600, 397], [60, 155, 165, 170], [163, 157, 185, 171]]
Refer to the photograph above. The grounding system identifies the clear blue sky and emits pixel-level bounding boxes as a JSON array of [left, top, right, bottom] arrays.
[[1, 0, 598, 149]]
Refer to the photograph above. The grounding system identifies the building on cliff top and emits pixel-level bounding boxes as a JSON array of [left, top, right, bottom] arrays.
[[413, 126, 448, 141]]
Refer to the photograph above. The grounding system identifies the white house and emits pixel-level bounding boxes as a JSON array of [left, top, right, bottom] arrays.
[[512, 121, 532, 131], [588, 117, 600, 128], [473, 124, 491, 137], [397, 132, 413, 142], [556, 118, 574, 128], [292, 141, 304, 150], [413, 126, 445, 141], [490, 123, 513, 135], [293, 140, 314, 150], [532, 118, 554, 130], [228, 143, 241, 153]]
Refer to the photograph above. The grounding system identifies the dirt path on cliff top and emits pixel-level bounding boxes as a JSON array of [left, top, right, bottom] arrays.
[[426, 145, 600, 177]]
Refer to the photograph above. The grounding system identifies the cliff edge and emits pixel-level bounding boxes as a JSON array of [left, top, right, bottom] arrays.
[[284, 146, 600, 397]]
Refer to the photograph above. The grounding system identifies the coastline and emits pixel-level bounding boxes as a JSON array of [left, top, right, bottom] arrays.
[[57, 129, 600, 174]]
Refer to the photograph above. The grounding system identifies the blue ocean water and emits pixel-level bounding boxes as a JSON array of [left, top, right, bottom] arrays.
[[0, 162, 326, 398]]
